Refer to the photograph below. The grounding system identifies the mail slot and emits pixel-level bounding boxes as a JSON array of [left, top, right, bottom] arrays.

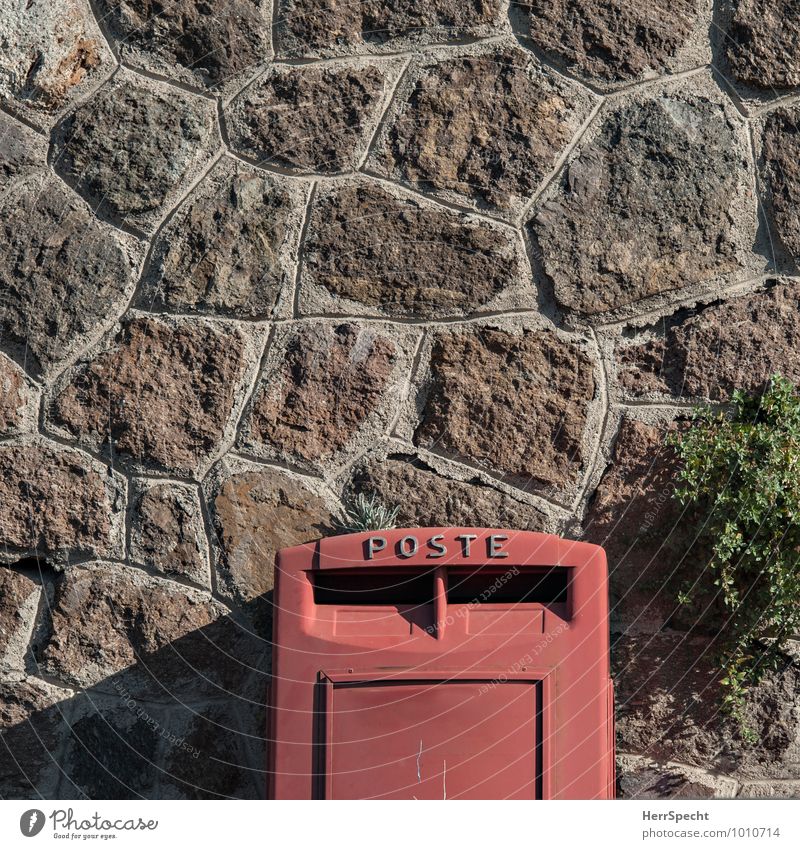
[[267, 528, 614, 799]]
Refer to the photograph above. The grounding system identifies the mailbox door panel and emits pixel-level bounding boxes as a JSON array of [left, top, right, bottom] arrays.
[[324, 677, 540, 800]]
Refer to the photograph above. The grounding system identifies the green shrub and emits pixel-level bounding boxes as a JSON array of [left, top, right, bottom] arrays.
[[336, 491, 400, 532], [669, 374, 800, 734]]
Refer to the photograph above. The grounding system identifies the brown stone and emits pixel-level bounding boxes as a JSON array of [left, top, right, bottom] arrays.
[[347, 454, 553, 530], [761, 107, 800, 262], [41, 563, 225, 688], [725, 0, 800, 90], [130, 482, 209, 587], [95, 0, 272, 90], [211, 467, 333, 605], [0, 568, 39, 673], [275, 0, 505, 57], [533, 86, 750, 315], [241, 322, 399, 464], [0, 678, 72, 798], [0, 442, 122, 561], [52, 76, 217, 233], [139, 161, 305, 319], [301, 181, 523, 318], [414, 326, 596, 492], [226, 61, 391, 174], [617, 283, 800, 401], [0, 1, 110, 121], [370, 45, 594, 215], [0, 355, 28, 435], [520, 0, 702, 86], [0, 176, 139, 377], [49, 316, 249, 475]]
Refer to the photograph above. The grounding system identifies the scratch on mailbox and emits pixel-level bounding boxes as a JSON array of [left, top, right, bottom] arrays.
[[442, 759, 447, 800], [416, 740, 423, 783]]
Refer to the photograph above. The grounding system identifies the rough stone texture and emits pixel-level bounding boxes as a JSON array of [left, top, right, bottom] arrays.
[[584, 415, 690, 634], [276, 0, 506, 57], [300, 180, 526, 318], [614, 630, 800, 780], [533, 82, 753, 316], [347, 453, 554, 531], [414, 326, 596, 493], [96, 0, 272, 91], [369, 43, 595, 217], [0, 0, 111, 125], [616, 282, 800, 401], [0, 176, 139, 377], [617, 754, 738, 799], [760, 106, 800, 262], [519, 0, 704, 87], [0, 442, 123, 562], [210, 465, 334, 624], [0, 111, 47, 187], [52, 76, 218, 233], [40, 563, 225, 689], [738, 781, 800, 798], [0, 354, 29, 435], [240, 322, 411, 468], [226, 60, 394, 174], [0, 568, 40, 676], [49, 316, 250, 476], [129, 481, 210, 588], [725, 0, 800, 91], [138, 160, 307, 319], [0, 678, 72, 798]]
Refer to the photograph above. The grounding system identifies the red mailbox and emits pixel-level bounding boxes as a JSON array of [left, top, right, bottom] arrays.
[[268, 528, 614, 799]]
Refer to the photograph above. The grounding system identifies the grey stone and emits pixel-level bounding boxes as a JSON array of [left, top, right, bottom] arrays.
[[52, 75, 218, 233], [0, 111, 47, 188], [0, 175, 140, 377], [138, 158, 307, 319]]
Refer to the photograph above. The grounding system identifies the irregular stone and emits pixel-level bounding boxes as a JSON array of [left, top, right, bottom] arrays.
[[0, 176, 139, 377], [617, 283, 800, 401], [240, 322, 410, 467], [617, 754, 738, 799], [226, 60, 393, 174], [53, 76, 217, 233], [0, 677, 72, 798], [0, 441, 123, 562], [276, 0, 505, 57], [0, 568, 40, 675], [0, 112, 47, 187], [520, 0, 703, 86], [41, 563, 225, 688], [49, 316, 250, 476], [163, 701, 265, 799], [725, 0, 800, 90], [347, 453, 553, 531], [138, 160, 306, 319], [0, 0, 111, 123], [369, 43, 595, 216], [210, 466, 333, 608], [300, 180, 525, 318], [130, 481, 209, 587], [584, 416, 689, 633], [760, 107, 800, 261], [533, 83, 753, 316], [96, 0, 272, 91], [0, 354, 29, 435], [414, 325, 596, 492], [615, 631, 800, 780]]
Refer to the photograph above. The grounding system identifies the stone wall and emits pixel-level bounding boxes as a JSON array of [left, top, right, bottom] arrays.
[[1, 0, 799, 799]]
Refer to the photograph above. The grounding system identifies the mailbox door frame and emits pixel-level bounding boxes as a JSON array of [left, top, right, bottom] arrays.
[[319, 668, 555, 800]]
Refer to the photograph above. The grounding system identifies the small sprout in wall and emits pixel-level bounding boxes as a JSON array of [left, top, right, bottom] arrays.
[[669, 374, 800, 738], [336, 491, 401, 533]]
